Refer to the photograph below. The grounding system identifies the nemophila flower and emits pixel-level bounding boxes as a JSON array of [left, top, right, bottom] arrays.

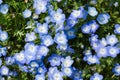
[[37, 66, 47, 74], [83, 49, 92, 56], [97, 13, 110, 24], [54, 31, 68, 45], [70, 7, 84, 19], [19, 65, 28, 73], [90, 41, 100, 50], [14, 51, 26, 64], [0, 4, 9, 14], [33, 0, 47, 14], [25, 32, 36, 42], [35, 74, 45, 80], [34, 23, 48, 35], [37, 45, 49, 56], [24, 51, 36, 64], [72, 69, 83, 80], [52, 70, 63, 80], [50, 8, 65, 24], [88, 7, 98, 17], [0, 66, 9, 76], [96, 46, 108, 58], [0, 59, 2, 66], [107, 46, 119, 58], [48, 54, 61, 66], [66, 17, 78, 28], [5, 56, 15, 65], [88, 20, 99, 33], [56, 44, 68, 51], [106, 34, 118, 46], [114, 24, 120, 34], [0, 31, 8, 41], [61, 67, 73, 77], [0, 0, 2, 4], [54, 23, 64, 32], [90, 73, 103, 80], [83, 55, 100, 65], [65, 28, 76, 40], [89, 34, 98, 43], [29, 60, 39, 68], [24, 43, 37, 54], [81, 24, 91, 34], [45, 16, 51, 23], [112, 63, 120, 76], [0, 46, 7, 57], [41, 35, 54, 47], [22, 9, 32, 18], [61, 56, 74, 67], [99, 38, 107, 46]]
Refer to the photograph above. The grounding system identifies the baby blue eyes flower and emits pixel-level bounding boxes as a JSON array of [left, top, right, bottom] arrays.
[[0, 4, 9, 14], [33, 0, 47, 14], [97, 13, 110, 24], [112, 63, 120, 76], [61, 67, 73, 77], [61, 56, 74, 68], [35, 74, 45, 80], [90, 73, 103, 80], [0, 66, 9, 76], [0, 31, 8, 41], [54, 31, 68, 45], [106, 34, 118, 46], [37, 45, 49, 56], [48, 54, 61, 66], [114, 24, 120, 34], [0, 0, 3, 4], [83, 55, 100, 65], [25, 32, 36, 42], [0, 46, 7, 57], [22, 9, 32, 18], [50, 8, 65, 25], [34, 23, 48, 35], [41, 35, 54, 47], [88, 7, 98, 17]]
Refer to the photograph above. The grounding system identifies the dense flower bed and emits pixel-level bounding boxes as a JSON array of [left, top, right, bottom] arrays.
[[0, 0, 120, 80]]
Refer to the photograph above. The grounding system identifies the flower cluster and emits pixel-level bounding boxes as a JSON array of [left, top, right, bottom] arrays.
[[0, 0, 120, 80]]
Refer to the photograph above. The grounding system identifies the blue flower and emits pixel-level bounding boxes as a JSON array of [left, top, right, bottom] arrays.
[[72, 68, 83, 80], [81, 24, 91, 34], [14, 51, 26, 64], [37, 66, 47, 74], [52, 70, 63, 80], [65, 28, 76, 40], [97, 13, 110, 24], [83, 49, 92, 56], [114, 24, 120, 34], [0, 66, 9, 76], [89, 34, 99, 43], [88, 7, 98, 17], [5, 56, 15, 65], [34, 23, 48, 35], [50, 8, 65, 24], [112, 63, 120, 76], [83, 55, 100, 65], [37, 45, 49, 56], [107, 46, 119, 58], [0, 4, 9, 14], [22, 9, 32, 18], [25, 32, 36, 42], [54, 31, 68, 45], [61, 67, 73, 77], [29, 60, 39, 68], [0, 0, 3, 4], [33, 0, 47, 14], [66, 17, 78, 28], [95, 46, 108, 58], [41, 35, 54, 47], [0, 46, 7, 57], [106, 34, 118, 46], [48, 54, 61, 66], [90, 73, 103, 80], [61, 56, 74, 68], [56, 44, 68, 51], [0, 31, 8, 41], [35, 74, 45, 80]]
